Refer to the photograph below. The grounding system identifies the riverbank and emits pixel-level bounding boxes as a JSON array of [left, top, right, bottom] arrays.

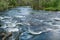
[[0, 0, 60, 11]]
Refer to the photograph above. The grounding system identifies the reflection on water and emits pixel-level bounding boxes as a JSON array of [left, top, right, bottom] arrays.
[[0, 6, 60, 40]]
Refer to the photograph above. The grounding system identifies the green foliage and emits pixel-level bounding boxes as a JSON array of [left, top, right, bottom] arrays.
[[0, 0, 8, 11], [33, 0, 60, 10], [0, 0, 20, 11], [8, 0, 17, 6], [44, 7, 57, 11], [0, 0, 60, 11]]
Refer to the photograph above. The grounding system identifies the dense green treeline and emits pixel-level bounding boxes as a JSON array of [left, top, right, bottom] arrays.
[[0, 0, 19, 11], [40, 0, 60, 11], [0, 0, 60, 11]]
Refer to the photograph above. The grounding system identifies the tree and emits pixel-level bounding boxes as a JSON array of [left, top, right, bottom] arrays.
[[32, 0, 39, 10]]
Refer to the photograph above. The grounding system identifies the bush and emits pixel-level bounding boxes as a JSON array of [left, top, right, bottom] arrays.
[[0, 1, 8, 11], [8, 0, 17, 6], [0, 0, 60, 11]]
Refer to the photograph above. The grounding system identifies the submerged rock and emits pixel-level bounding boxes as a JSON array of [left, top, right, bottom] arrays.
[[19, 31, 33, 40], [0, 28, 6, 33]]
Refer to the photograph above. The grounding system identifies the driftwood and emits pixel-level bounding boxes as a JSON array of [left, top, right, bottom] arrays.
[[2, 32, 12, 40]]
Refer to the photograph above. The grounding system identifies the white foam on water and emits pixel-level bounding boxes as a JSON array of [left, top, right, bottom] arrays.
[[0, 16, 4, 20], [15, 16, 25, 18], [6, 28, 19, 32], [1, 24, 7, 28], [4, 21, 17, 28], [44, 22, 53, 25], [52, 17, 60, 21], [57, 11, 60, 13], [28, 28, 53, 35], [4, 16, 11, 19], [28, 30, 42, 34], [6, 23, 16, 28], [40, 20, 44, 22], [53, 25, 60, 27], [52, 25, 60, 29], [24, 23, 30, 25], [16, 23, 30, 26], [16, 23, 23, 25], [5, 21, 11, 23]]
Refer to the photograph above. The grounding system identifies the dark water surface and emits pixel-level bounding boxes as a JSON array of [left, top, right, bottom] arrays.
[[0, 6, 60, 40]]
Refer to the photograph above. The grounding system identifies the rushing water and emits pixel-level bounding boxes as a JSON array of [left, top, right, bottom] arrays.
[[0, 6, 60, 40]]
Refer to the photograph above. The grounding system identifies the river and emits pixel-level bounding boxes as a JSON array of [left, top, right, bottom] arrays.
[[0, 6, 60, 40]]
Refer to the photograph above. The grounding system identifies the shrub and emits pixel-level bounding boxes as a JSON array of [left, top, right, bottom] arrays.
[[0, 1, 8, 11]]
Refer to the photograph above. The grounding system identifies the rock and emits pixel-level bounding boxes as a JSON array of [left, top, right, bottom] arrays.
[[0, 21, 4, 27], [0, 24, 2, 27], [2, 32, 12, 40], [0, 28, 6, 40]]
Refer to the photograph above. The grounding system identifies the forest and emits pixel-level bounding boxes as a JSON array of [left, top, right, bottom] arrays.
[[0, 0, 60, 11]]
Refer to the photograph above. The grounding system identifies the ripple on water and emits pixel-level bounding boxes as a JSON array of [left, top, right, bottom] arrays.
[[19, 31, 33, 40], [1, 6, 60, 40]]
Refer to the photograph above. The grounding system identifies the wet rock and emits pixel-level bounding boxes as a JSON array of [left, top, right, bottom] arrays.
[[0, 21, 4, 27], [2, 32, 12, 40], [0, 28, 12, 40], [0, 28, 6, 40], [0, 24, 2, 27]]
